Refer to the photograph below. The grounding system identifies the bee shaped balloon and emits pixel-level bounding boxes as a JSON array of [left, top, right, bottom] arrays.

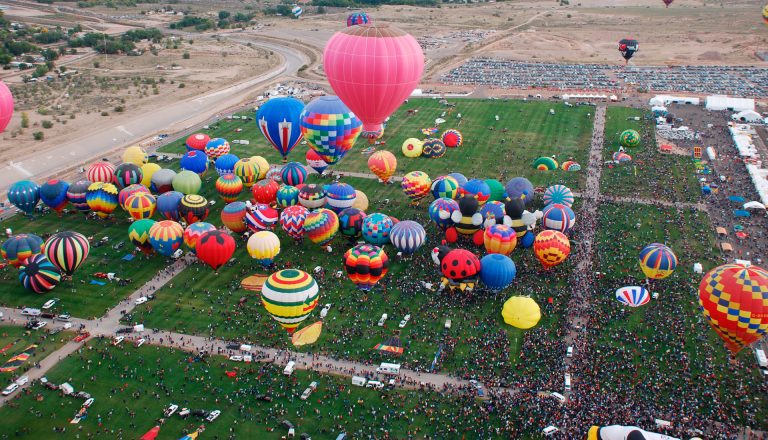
[[502, 197, 542, 247], [447, 195, 484, 245]]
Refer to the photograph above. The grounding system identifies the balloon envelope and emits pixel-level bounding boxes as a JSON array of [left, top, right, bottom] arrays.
[[256, 97, 305, 159], [261, 269, 319, 333], [0, 80, 14, 133], [480, 254, 516, 291], [44, 231, 90, 276], [615, 286, 650, 307], [195, 230, 235, 270], [501, 296, 541, 329]]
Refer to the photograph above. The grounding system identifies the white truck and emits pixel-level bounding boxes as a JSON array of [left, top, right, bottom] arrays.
[[376, 363, 400, 375], [351, 376, 367, 387], [755, 348, 768, 369], [283, 361, 296, 376]]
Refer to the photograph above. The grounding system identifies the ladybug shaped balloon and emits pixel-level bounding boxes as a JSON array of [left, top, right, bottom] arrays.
[[432, 245, 481, 292]]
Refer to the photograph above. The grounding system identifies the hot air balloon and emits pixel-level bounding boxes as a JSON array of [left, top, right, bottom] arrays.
[[480, 200, 505, 225], [543, 185, 574, 207], [114, 163, 143, 189], [261, 269, 319, 334], [221, 201, 248, 233], [204, 138, 230, 159], [352, 190, 368, 211], [389, 220, 426, 254], [533, 156, 558, 171], [459, 179, 491, 206], [428, 198, 459, 231], [280, 162, 307, 187], [324, 24, 424, 140], [305, 149, 329, 175], [338, 207, 366, 240], [67, 180, 92, 213], [542, 203, 576, 234], [325, 182, 356, 213], [252, 156, 270, 180], [150, 168, 176, 194], [280, 205, 308, 241], [183, 222, 216, 254], [763, 3, 768, 24], [234, 157, 259, 188], [44, 231, 90, 276], [561, 160, 581, 172], [128, 219, 156, 254], [277, 185, 300, 208], [362, 213, 394, 245], [699, 264, 768, 353], [195, 230, 235, 271], [431, 176, 459, 200], [639, 243, 677, 279], [148, 220, 184, 257], [501, 296, 541, 329], [438, 248, 481, 292], [256, 97, 305, 162], [118, 184, 150, 209], [39, 179, 69, 213], [123, 146, 148, 166], [124, 192, 156, 220], [480, 254, 516, 291], [367, 150, 397, 183], [215, 173, 243, 203], [298, 184, 326, 209], [618, 38, 639, 63], [8, 180, 40, 215], [615, 286, 650, 307], [1, 234, 44, 268], [612, 152, 632, 163], [662, 0, 673, 7], [305, 208, 339, 247], [485, 179, 505, 202], [156, 191, 183, 221], [179, 194, 210, 224], [247, 230, 281, 267], [449, 195, 483, 243], [620, 129, 641, 148], [172, 170, 202, 195], [505, 177, 534, 205], [180, 151, 209, 176], [401, 171, 432, 205], [484, 224, 517, 255], [86, 182, 118, 218], [448, 172, 468, 188], [344, 244, 389, 290], [215, 153, 240, 176], [18, 254, 61, 294], [186, 133, 210, 152], [0, 80, 14, 133], [533, 230, 570, 269], [402, 138, 423, 158], [422, 138, 446, 158], [441, 129, 463, 148], [347, 11, 370, 26], [245, 203, 279, 232], [87, 161, 116, 184], [300, 96, 362, 165], [252, 179, 280, 206]]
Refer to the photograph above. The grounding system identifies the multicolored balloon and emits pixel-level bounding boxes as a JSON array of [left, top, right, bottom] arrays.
[[39, 179, 69, 213], [533, 230, 570, 268], [542, 185, 574, 207], [280, 162, 307, 187], [459, 179, 491, 206], [276, 185, 300, 208], [156, 191, 183, 221], [247, 230, 281, 267], [221, 201, 248, 233], [620, 129, 640, 148], [124, 192, 157, 220], [480, 254, 516, 291], [618, 38, 639, 63], [325, 182, 356, 213], [256, 97, 305, 161], [402, 171, 432, 204], [304, 208, 339, 247], [280, 205, 309, 241], [87, 161, 116, 184], [234, 158, 259, 188], [215, 153, 240, 177], [261, 269, 320, 334], [484, 224, 517, 255], [639, 243, 677, 279], [338, 207, 366, 240], [362, 212, 394, 245], [298, 184, 327, 209], [245, 203, 279, 232], [183, 222, 216, 254], [300, 96, 362, 165], [215, 173, 243, 203], [422, 138, 446, 158], [204, 138, 230, 159], [150, 168, 176, 194], [542, 203, 576, 234], [305, 149, 329, 175], [86, 182, 118, 218], [344, 244, 389, 290], [533, 156, 558, 171], [149, 220, 184, 257], [367, 150, 397, 183], [118, 184, 150, 209], [179, 194, 210, 224], [8, 180, 40, 215], [128, 219, 156, 254], [347, 11, 370, 26], [67, 180, 92, 213], [2, 234, 43, 268], [441, 129, 463, 148], [429, 198, 459, 231], [402, 138, 423, 158], [44, 231, 90, 276], [480, 200, 505, 224], [431, 176, 459, 200], [115, 163, 143, 189], [19, 254, 61, 294], [439, 248, 481, 292], [615, 286, 650, 307]]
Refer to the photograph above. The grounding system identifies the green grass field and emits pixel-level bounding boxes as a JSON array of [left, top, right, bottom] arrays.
[[0, 326, 71, 381], [160, 98, 594, 191], [0, 340, 515, 439], [600, 106, 701, 203]]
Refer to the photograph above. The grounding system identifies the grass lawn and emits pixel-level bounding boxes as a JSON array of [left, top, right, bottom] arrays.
[[0, 326, 71, 381], [600, 106, 701, 203], [0, 205, 173, 319], [590, 202, 768, 428], [159, 97, 595, 191], [0, 339, 515, 439]]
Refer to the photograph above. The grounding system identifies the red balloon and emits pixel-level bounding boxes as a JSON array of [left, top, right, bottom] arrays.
[[195, 230, 235, 271], [252, 179, 280, 206], [323, 24, 424, 137]]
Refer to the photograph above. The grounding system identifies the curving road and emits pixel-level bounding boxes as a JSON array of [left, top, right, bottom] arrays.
[[0, 38, 308, 193]]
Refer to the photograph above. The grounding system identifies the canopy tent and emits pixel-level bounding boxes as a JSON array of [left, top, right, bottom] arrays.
[[732, 110, 764, 123], [715, 227, 727, 236], [122, 254, 135, 261], [743, 201, 766, 210], [706, 95, 755, 112], [720, 242, 733, 252], [728, 195, 745, 203], [693, 263, 703, 274], [734, 210, 751, 217]]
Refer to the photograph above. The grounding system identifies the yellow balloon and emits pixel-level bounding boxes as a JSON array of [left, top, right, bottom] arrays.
[[402, 138, 423, 158], [140, 163, 161, 188], [291, 321, 323, 346], [252, 156, 270, 180], [351, 190, 368, 211], [247, 231, 280, 265], [123, 146, 148, 165], [501, 296, 541, 329]]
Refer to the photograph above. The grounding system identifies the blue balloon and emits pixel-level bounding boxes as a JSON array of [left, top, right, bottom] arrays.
[[39, 180, 70, 212], [180, 151, 209, 175], [389, 220, 426, 254], [8, 180, 40, 215], [480, 201, 505, 223], [324, 182, 356, 213], [156, 191, 183, 221], [505, 177, 534, 205], [480, 254, 516, 291], [256, 97, 305, 160], [520, 231, 535, 248], [428, 198, 459, 231], [215, 153, 240, 176], [448, 173, 468, 188]]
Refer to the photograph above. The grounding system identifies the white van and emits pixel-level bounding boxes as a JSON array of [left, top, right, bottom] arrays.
[[2, 383, 19, 396], [542, 426, 559, 436], [564, 373, 572, 391], [377, 314, 388, 327], [566, 346, 573, 358], [366, 380, 384, 390], [240, 344, 252, 352], [755, 349, 768, 368], [21, 308, 41, 317], [444, 319, 452, 329], [351, 376, 367, 387], [550, 392, 566, 403], [283, 361, 296, 376], [15, 375, 29, 386], [376, 363, 400, 375]]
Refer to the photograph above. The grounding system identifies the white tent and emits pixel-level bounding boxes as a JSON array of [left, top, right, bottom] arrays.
[[731, 110, 763, 123], [693, 263, 703, 274], [706, 95, 755, 112], [743, 201, 766, 210], [649, 95, 700, 106]]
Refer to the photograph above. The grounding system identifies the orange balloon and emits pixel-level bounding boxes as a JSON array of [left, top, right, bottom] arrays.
[[367, 150, 397, 183]]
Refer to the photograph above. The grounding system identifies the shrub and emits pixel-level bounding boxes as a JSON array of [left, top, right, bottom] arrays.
[[41, 120, 53, 129], [33, 131, 44, 140]]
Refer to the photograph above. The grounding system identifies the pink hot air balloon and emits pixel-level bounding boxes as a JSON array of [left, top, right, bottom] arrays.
[[0, 81, 14, 133], [323, 24, 424, 139]]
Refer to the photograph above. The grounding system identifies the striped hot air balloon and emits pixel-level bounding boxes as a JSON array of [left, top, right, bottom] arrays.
[[639, 243, 677, 279], [234, 158, 259, 188], [118, 184, 150, 209], [220, 201, 248, 233], [261, 269, 319, 334], [280, 162, 308, 187], [204, 138, 230, 159], [87, 161, 116, 184], [542, 203, 576, 234], [215, 174, 243, 203], [44, 231, 90, 276], [67, 180, 92, 213], [484, 224, 517, 255], [183, 222, 216, 254], [247, 230, 281, 267], [114, 163, 143, 189], [300, 96, 362, 165], [615, 286, 650, 307], [124, 192, 156, 220], [431, 176, 460, 200], [280, 205, 308, 241], [276, 185, 300, 208], [245, 203, 279, 232], [441, 129, 463, 148], [367, 150, 397, 183], [128, 219, 155, 254], [298, 184, 326, 209], [304, 208, 339, 247], [179, 194, 210, 224], [389, 220, 426, 254], [344, 244, 389, 290], [86, 182, 119, 218], [2, 233, 44, 268], [542, 185, 574, 207], [324, 182, 357, 213], [18, 254, 61, 293], [148, 220, 184, 257]]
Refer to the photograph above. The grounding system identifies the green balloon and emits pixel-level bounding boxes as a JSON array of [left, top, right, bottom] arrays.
[[172, 170, 202, 195], [485, 179, 506, 202]]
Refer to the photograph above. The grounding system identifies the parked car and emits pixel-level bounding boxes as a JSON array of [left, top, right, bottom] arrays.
[[32, 321, 47, 330], [205, 410, 221, 422], [136, 338, 146, 347], [116, 327, 133, 334], [229, 355, 243, 362], [56, 314, 71, 322], [42, 299, 56, 309], [164, 404, 178, 417], [135, 297, 148, 305], [191, 409, 209, 418], [112, 336, 125, 346], [83, 398, 95, 407], [256, 394, 273, 402], [73, 332, 90, 343], [2, 383, 19, 396], [178, 408, 190, 418]]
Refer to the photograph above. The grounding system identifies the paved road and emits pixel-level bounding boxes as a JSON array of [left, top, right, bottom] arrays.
[[0, 39, 308, 192]]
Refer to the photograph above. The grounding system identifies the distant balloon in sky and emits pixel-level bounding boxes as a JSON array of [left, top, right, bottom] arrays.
[[618, 38, 639, 63]]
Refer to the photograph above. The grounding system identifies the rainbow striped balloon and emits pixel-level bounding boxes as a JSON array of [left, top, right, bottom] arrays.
[[304, 208, 339, 247], [261, 269, 319, 334], [44, 231, 90, 276], [19, 254, 61, 293], [149, 220, 184, 257], [124, 192, 156, 220]]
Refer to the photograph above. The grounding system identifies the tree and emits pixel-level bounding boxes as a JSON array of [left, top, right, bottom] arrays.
[[317, 5, 326, 13], [93, 61, 100, 68], [21, 112, 29, 129], [33, 131, 44, 141], [33, 64, 49, 78], [41, 120, 53, 129], [218, 10, 231, 19]]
